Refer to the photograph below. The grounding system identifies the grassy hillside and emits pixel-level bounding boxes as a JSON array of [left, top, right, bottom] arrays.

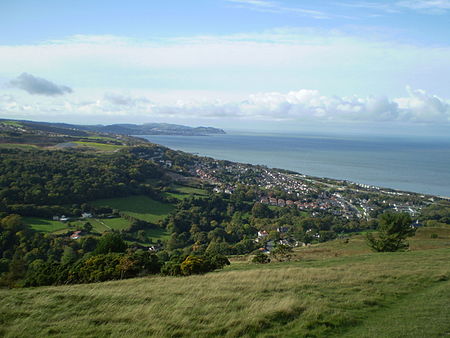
[[1, 228, 449, 337]]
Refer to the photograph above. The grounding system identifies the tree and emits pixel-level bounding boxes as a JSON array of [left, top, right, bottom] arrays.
[[251, 203, 272, 218], [366, 212, 415, 252], [270, 244, 293, 262], [94, 233, 127, 255], [61, 246, 77, 265], [83, 222, 93, 233]]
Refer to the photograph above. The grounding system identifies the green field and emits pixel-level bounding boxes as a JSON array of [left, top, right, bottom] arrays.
[[0, 143, 38, 150], [144, 228, 170, 241], [164, 184, 208, 200], [23, 217, 69, 233], [90, 195, 174, 223], [73, 141, 124, 151], [89, 217, 131, 231]]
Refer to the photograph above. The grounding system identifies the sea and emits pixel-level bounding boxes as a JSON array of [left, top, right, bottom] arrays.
[[141, 131, 450, 197]]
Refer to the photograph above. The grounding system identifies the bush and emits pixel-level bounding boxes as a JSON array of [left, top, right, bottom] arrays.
[[252, 252, 270, 264], [161, 261, 182, 276], [180, 256, 210, 275]]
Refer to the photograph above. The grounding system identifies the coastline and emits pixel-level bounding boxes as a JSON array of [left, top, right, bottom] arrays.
[[140, 132, 450, 198]]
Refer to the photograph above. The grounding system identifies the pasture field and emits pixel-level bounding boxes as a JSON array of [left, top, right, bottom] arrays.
[[0, 143, 38, 150], [1, 227, 449, 337], [89, 217, 131, 231], [90, 195, 174, 223], [73, 141, 124, 151], [164, 184, 208, 200], [23, 217, 69, 233]]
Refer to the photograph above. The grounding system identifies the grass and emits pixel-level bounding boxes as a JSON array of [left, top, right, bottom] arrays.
[[90, 217, 131, 231], [0, 248, 449, 337], [0, 143, 38, 150], [23, 217, 69, 233], [90, 195, 174, 223], [144, 228, 170, 241], [0, 120, 22, 126], [73, 141, 124, 152]]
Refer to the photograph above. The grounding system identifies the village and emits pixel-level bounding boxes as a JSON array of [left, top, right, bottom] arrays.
[[188, 156, 425, 221]]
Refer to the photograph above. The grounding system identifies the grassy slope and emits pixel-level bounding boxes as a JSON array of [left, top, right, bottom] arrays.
[[1, 228, 449, 337]]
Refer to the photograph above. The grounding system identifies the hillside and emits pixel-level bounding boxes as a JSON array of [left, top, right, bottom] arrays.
[[1, 226, 449, 337], [0, 119, 226, 137]]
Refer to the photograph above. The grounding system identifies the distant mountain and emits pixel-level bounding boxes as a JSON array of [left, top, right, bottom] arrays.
[[0, 119, 226, 136]]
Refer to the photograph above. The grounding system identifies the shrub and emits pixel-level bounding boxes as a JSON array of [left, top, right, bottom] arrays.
[[252, 252, 270, 264], [180, 256, 210, 275]]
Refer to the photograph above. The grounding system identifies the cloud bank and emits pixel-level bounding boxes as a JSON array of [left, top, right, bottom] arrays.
[[9, 73, 73, 96], [1, 87, 448, 124]]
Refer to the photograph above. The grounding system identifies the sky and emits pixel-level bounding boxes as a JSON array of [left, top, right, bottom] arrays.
[[0, 0, 449, 133]]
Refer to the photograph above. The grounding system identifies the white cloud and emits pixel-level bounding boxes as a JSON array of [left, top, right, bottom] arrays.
[[1, 87, 448, 124]]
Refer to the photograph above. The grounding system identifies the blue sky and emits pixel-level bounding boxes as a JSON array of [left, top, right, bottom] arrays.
[[0, 0, 449, 130]]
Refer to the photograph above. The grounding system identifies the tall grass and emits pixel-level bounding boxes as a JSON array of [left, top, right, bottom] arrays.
[[1, 248, 449, 337]]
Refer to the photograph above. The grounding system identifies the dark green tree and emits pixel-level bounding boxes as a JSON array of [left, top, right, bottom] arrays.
[[366, 212, 415, 252], [94, 233, 127, 255], [251, 202, 272, 218], [270, 244, 293, 262]]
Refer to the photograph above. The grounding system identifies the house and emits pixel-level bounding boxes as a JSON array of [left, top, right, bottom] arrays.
[[60, 215, 69, 222], [52, 216, 59, 221], [286, 200, 294, 207], [277, 199, 285, 207], [277, 226, 289, 233], [70, 231, 82, 240], [81, 212, 92, 219], [257, 230, 269, 238], [260, 197, 269, 204], [269, 197, 278, 206], [412, 220, 423, 228], [278, 239, 290, 246]]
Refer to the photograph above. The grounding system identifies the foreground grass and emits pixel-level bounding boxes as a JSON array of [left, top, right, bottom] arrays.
[[1, 247, 449, 337], [90, 195, 174, 223]]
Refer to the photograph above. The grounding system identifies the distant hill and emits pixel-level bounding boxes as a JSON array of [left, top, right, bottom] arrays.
[[79, 122, 226, 136], [0, 119, 225, 136]]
